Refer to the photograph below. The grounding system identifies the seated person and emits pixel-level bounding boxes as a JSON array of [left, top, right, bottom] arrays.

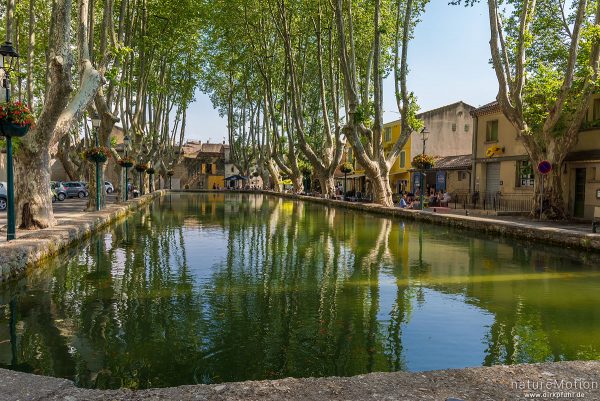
[[398, 195, 409, 208], [441, 191, 451, 206], [429, 193, 438, 207]]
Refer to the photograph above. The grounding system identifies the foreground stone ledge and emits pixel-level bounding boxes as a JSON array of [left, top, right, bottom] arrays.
[[0, 191, 165, 283], [0, 361, 599, 401], [258, 191, 600, 253]]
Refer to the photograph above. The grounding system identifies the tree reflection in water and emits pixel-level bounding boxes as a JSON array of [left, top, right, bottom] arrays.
[[0, 193, 599, 389]]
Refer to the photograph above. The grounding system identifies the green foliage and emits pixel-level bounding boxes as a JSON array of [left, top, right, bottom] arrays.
[[354, 102, 375, 125], [298, 159, 313, 176]]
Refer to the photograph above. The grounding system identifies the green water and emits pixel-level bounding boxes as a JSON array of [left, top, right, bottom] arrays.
[[0, 193, 599, 389]]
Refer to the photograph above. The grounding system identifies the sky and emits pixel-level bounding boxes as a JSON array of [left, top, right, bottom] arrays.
[[184, 1, 498, 142]]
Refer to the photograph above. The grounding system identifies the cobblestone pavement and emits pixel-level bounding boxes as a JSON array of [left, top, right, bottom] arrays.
[[0, 195, 119, 242]]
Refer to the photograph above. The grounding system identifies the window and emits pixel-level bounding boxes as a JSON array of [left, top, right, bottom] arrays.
[[400, 151, 406, 168], [231, 167, 235, 172], [593, 99, 600, 121], [464, 124, 470, 132], [486, 120, 499, 142], [517, 160, 534, 187], [452, 123, 457, 132], [384, 127, 392, 142], [458, 171, 469, 181]]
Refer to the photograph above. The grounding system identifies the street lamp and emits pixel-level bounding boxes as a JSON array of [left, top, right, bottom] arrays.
[[420, 127, 430, 156], [91, 112, 102, 211], [419, 127, 430, 211], [123, 134, 130, 201], [0, 41, 20, 241]]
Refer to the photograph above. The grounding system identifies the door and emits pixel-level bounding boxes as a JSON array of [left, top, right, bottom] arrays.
[[485, 163, 501, 195], [574, 168, 586, 218]]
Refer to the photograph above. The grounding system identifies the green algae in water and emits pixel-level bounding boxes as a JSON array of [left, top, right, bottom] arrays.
[[0, 193, 599, 389]]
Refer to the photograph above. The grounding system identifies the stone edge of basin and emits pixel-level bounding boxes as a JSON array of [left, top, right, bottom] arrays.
[[0, 190, 165, 283], [251, 190, 600, 253], [1, 361, 599, 401]]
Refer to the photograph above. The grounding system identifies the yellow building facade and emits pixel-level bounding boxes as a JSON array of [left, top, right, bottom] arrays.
[[383, 119, 413, 193]]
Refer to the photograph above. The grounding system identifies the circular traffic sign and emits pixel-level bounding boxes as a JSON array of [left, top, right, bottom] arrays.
[[537, 160, 553, 175]]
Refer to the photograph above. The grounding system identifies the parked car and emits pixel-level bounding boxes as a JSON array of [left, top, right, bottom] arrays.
[[62, 181, 89, 198], [0, 182, 7, 211], [51, 181, 67, 201], [105, 181, 114, 194]]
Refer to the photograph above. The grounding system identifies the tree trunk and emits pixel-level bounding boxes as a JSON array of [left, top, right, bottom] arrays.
[[15, 149, 55, 229], [318, 173, 335, 198], [267, 162, 280, 192], [371, 173, 393, 206], [535, 160, 568, 220], [291, 174, 303, 193]]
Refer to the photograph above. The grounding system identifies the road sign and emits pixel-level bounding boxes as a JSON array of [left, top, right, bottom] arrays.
[[537, 160, 552, 175]]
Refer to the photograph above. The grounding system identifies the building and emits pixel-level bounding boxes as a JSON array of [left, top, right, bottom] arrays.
[[179, 142, 226, 189], [471, 100, 600, 219], [471, 102, 532, 203], [342, 101, 475, 196]]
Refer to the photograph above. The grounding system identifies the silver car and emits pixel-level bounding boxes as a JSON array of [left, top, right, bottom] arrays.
[[0, 182, 6, 211], [62, 181, 89, 198], [105, 181, 114, 194]]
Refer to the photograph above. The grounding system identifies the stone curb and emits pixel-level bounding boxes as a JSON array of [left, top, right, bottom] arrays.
[[0, 190, 165, 283]]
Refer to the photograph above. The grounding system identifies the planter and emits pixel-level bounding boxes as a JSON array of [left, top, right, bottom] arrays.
[[412, 162, 434, 170], [135, 165, 147, 173], [0, 120, 30, 138], [86, 153, 108, 163], [120, 161, 134, 168], [146, 168, 155, 175]]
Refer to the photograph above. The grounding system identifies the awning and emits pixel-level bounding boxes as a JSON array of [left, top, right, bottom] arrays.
[[225, 174, 249, 181], [342, 174, 365, 179]]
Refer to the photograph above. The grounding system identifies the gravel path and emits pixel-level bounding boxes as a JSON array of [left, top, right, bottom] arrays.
[[1, 361, 599, 401]]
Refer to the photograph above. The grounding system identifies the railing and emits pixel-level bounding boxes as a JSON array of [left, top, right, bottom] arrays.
[[448, 191, 534, 213]]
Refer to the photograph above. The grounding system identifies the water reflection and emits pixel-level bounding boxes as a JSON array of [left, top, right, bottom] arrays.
[[0, 193, 599, 389]]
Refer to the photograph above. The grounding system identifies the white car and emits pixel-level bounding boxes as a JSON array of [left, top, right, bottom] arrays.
[[0, 182, 6, 211], [105, 181, 114, 194]]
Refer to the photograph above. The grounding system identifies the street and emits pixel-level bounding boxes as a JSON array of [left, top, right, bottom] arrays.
[[0, 195, 118, 234]]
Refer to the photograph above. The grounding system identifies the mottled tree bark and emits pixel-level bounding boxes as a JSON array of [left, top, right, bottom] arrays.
[[15, 0, 101, 228]]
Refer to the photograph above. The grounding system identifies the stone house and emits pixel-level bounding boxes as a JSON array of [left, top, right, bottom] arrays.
[[341, 101, 475, 196], [471, 100, 600, 219]]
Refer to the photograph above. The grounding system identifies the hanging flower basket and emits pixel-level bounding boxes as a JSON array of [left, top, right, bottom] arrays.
[[166, 170, 175, 177], [412, 154, 435, 170], [134, 163, 148, 172], [485, 145, 505, 158], [146, 167, 155, 175], [118, 156, 135, 168], [84, 146, 111, 164], [0, 102, 35, 138], [340, 162, 354, 175]]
